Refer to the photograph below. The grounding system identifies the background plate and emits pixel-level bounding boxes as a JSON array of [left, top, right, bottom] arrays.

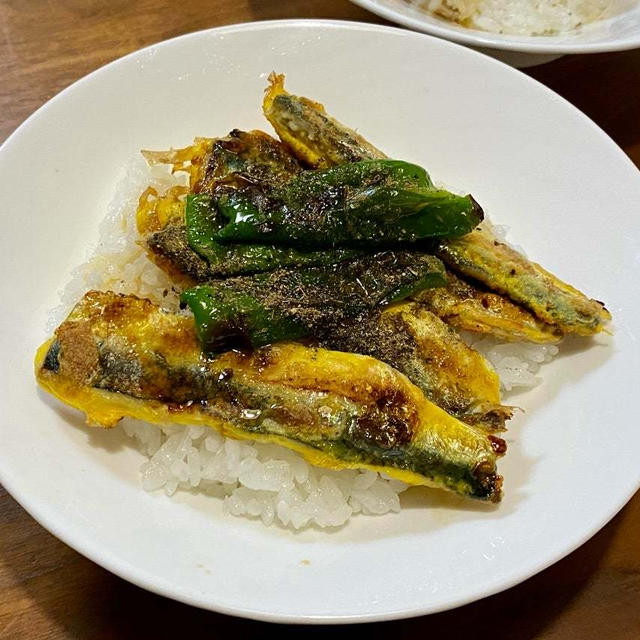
[[349, 0, 640, 54], [0, 20, 639, 624]]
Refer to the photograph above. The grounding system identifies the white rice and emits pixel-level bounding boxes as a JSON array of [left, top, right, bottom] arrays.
[[414, 0, 613, 35], [49, 157, 185, 330], [52, 155, 558, 529], [465, 333, 558, 391], [123, 421, 405, 529]]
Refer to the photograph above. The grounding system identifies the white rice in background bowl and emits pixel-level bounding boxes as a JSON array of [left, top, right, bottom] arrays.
[[416, 0, 614, 35], [48, 155, 559, 530]]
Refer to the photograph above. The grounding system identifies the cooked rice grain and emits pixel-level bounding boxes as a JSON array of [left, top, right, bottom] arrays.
[[124, 420, 405, 529]]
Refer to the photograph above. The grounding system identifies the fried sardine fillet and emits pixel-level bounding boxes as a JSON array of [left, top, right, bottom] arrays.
[[36, 291, 505, 502]]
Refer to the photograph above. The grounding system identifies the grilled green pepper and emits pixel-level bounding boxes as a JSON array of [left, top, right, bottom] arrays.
[[142, 130, 363, 280], [181, 252, 446, 352], [213, 159, 483, 248], [185, 193, 362, 275]]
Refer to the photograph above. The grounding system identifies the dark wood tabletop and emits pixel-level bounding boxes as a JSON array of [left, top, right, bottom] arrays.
[[1, 1, 639, 637]]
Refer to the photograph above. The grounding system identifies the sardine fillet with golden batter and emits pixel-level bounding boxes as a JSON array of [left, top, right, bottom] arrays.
[[413, 271, 561, 344], [436, 227, 611, 336], [36, 291, 505, 502], [321, 303, 512, 430]]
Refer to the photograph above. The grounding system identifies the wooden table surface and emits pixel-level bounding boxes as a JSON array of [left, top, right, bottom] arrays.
[[1, 1, 639, 637]]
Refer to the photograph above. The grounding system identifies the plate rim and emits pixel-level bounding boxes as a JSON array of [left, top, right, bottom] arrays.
[[1, 18, 640, 624]]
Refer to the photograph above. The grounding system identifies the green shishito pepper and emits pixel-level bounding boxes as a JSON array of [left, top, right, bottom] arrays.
[[212, 159, 483, 248], [185, 194, 362, 275], [181, 252, 446, 352]]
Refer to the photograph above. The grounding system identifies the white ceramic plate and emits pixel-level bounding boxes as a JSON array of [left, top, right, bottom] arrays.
[[1, 20, 639, 624], [350, 0, 640, 63]]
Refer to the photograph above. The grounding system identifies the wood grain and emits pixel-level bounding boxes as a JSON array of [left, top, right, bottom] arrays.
[[1, 1, 638, 637]]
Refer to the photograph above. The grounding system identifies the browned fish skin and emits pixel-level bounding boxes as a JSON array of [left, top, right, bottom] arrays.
[[195, 128, 302, 194], [263, 72, 386, 168], [320, 303, 512, 430], [437, 226, 611, 336], [140, 129, 301, 199], [413, 271, 562, 344], [145, 225, 212, 285]]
